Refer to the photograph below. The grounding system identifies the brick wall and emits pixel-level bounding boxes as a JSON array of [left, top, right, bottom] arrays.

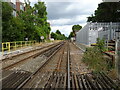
[[16, 1, 20, 11]]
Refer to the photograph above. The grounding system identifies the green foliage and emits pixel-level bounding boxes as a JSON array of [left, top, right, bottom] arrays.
[[96, 38, 107, 52], [68, 24, 82, 39], [2, 2, 15, 42], [87, 2, 120, 22], [51, 30, 67, 40], [18, 3, 37, 40], [56, 30, 61, 35], [82, 38, 112, 72], [2, 2, 13, 21], [2, 1, 51, 42], [82, 47, 112, 72], [72, 24, 82, 32], [68, 32, 75, 39], [83, 47, 105, 72], [68, 25, 82, 39]]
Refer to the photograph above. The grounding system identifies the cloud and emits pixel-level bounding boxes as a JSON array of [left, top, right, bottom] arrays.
[[50, 23, 86, 37], [48, 15, 88, 26], [20, 0, 102, 36], [46, 2, 94, 20], [46, 0, 102, 36], [51, 25, 73, 36]]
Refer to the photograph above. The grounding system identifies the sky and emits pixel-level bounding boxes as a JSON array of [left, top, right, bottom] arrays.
[[46, 1, 103, 36], [19, 0, 103, 36]]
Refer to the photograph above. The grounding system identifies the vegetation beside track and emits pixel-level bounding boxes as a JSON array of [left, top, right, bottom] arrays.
[[82, 38, 117, 78], [82, 47, 113, 72]]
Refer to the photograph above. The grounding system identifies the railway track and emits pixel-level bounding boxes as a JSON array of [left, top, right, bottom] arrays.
[[18, 42, 68, 88], [2, 41, 119, 89], [2, 42, 64, 70], [2, 41, 65, 89], [68, 42, 119, 89], [2, 42, 60, 61], [1, 42, 60, 68]]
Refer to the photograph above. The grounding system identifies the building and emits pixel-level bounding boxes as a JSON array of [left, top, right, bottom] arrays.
[[76, 22, 120, 46], [9, 0, 25, 17], [76, 22, 98, 45]]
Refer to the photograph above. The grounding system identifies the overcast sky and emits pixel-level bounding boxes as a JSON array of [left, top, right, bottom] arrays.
[[19, 0, 102, 36], [46, 1, 103, 36]]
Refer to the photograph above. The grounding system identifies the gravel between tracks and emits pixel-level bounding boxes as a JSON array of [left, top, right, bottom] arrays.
[[10, 55, 47, 73], [69, 42, 91, 74], [2, 42, 59, 69]]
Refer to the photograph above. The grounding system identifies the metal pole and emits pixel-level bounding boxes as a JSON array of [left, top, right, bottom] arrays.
[[67, 42, 70, 89]]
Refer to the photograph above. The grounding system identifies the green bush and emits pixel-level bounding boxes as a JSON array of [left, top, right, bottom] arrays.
[[82, 47, 111, 72], [96, 38, 107, 52]]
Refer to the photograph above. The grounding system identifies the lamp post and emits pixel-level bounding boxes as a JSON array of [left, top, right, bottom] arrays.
[[115, 28, 120, 79]]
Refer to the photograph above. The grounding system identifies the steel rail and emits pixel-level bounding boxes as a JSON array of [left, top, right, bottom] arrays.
[[67, 42, 71, 89], [16, 42, 64, 89], [2, 42, 61, 61], [2, 42, 64, 70]]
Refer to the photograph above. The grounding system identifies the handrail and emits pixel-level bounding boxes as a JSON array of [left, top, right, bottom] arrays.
[[2, 41, 36, 54]]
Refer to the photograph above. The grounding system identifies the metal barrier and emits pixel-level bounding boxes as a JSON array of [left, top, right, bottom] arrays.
[[115, 39, 120, 79], [2, 41, 36, 54]]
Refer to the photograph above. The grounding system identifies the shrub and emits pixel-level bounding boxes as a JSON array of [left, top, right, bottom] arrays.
[[82, 47, 110, 72]]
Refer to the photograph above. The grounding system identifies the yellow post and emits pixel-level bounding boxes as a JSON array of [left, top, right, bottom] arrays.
[[8, 42, 10, 52], [6, 43, 7, 50]]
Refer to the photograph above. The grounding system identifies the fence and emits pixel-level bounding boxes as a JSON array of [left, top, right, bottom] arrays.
[[2, 41, 36, 54], [116, 40, 120, 79]]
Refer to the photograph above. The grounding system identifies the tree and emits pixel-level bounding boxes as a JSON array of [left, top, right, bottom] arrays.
[[72, 24, 82, 33], [2, 1, 51, 42], [8, 17, 25, 41], [2, 2, 13, 22], [2, 2, 13, 42], [51, 32, 57, 40], [87, 2, 120, 22], [17, 1, 50, 41], [70, 24, 82, 40], [51, 30, 67, 40], [2, 2, 26, 42], [68, 32, 75, 39], [34, 2, 51, 40], [56, 30, 61, 35], [18, 3, 36, 40]]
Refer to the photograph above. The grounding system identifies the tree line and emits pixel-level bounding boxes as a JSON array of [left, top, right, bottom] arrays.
[[2, 1, 51, 42], [51, 30, 67, 40], [87, 2, 120, 22]]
